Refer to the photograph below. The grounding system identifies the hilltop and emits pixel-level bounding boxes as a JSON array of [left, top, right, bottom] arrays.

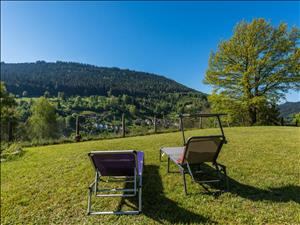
[[1, 61, 204, 98]]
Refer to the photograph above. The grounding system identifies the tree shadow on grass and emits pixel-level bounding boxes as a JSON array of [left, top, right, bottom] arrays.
[[118, 165, 215, 224], [193, 163, 300, 204]]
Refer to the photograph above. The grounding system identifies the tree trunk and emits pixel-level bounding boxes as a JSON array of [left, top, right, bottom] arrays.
[[8, 120, 13, 142], [153, 116, 157, 133], [249, 107, 257, 125], [75, 115, 81, 142]]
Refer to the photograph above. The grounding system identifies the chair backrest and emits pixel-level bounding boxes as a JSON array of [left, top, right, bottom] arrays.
[[183, 136, 224, 164], [88, 150, 137, 176]]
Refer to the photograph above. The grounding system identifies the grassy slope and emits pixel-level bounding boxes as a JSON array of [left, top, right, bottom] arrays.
[[1, 127, 300, 225]]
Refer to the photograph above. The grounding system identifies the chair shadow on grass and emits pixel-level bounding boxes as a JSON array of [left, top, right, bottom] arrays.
[[117, 165, 215, 224], [192, 163, 300, 204]]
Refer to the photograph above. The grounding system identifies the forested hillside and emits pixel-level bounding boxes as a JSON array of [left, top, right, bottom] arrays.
[[1, 61, 201, 97], [1, 61, 209, 143], [278, 102, 300, 118]]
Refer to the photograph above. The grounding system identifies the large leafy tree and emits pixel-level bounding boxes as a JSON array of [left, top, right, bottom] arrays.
[[205, 19, 299, 125], [28, 97, 58, 140]]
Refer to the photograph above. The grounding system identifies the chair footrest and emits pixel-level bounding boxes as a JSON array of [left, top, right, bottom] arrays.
[[97, 188, 135, 193], [89, 210, 141, 215], [195, 179, 221, 183], [96, 193, 137, 197]]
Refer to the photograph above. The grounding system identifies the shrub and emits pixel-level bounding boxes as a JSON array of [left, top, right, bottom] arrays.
[[1, 143, 24, 161]]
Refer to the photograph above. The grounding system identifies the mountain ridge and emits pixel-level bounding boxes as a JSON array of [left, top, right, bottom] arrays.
[[0, 61, 204, 98], [278, 101, 300, 118]]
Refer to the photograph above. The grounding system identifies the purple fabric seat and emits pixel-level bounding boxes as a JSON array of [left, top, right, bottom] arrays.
[[89, 150, 144, 177]]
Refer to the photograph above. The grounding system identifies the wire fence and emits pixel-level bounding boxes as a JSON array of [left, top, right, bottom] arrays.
[[2, 113, 298, 145], [71, 113, 232, 140]]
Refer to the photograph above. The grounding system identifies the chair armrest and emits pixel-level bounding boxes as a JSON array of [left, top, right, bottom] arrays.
[[137, 151, 144, 187], [137, 151, 144, 176]]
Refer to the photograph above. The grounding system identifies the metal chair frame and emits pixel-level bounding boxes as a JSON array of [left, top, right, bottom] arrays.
[[87, 150, 143, 215]]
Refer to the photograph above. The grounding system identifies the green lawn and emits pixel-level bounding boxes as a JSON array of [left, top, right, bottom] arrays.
[[1, 127, 300, 225]]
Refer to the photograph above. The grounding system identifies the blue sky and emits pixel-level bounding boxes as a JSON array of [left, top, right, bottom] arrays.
[[1, 1, 299, 102]]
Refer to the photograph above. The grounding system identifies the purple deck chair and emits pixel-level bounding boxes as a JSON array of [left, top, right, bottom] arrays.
[[87, 150, 144, 215]]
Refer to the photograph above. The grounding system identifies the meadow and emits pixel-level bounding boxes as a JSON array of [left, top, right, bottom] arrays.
[[1, 127, 299, 225]]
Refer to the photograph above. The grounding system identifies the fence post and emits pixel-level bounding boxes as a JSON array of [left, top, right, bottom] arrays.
[[75, 115, 81, 142], [154, 116, 157, 133], [122, 113, 125, 137], [179, 117, 182, 131], [199, 117, 203, 129], [227, 120, 230, 128], [179, 115, 186, 145], [8, 120, 13, 142]]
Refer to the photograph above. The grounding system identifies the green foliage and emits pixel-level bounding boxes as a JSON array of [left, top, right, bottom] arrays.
[[1, 127, 299, 224], [0, 143, 24, 161], [208, 92, 248, 125], [28, 97, 59, 140], [0, 82, 17, 121], [292, 113, 300, 124], [205, 19, 300, 125], [0, 82, 18, 141], [128, 105, 137, 115]]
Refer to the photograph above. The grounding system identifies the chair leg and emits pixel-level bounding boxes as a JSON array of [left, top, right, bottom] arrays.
[[138, 187, 142, 213], [87, 188, 92, 215], [167, 157, 170, 173], [223, 167, 229, 191], [159, 149, 162, 162], [95, 173, 98, 195], [214, 164, 222, 189], [181, 170, 187, 195], [216, 163, 229, 191]]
